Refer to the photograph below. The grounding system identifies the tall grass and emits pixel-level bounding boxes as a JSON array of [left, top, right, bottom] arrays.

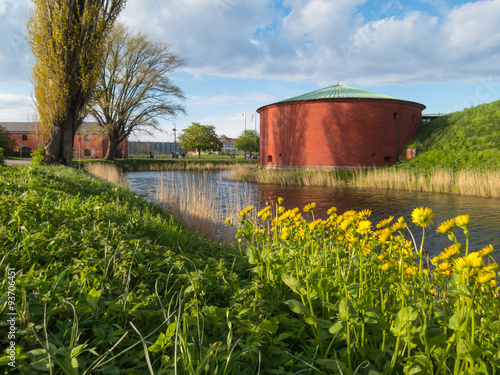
[[85, 161, 129, 185], [155, 171, 256, 246], [229, 164, 500, 198]]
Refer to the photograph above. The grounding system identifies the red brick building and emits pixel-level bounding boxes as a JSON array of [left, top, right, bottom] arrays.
[[257, 84, 426, 168], [1, 122, 128, 159]]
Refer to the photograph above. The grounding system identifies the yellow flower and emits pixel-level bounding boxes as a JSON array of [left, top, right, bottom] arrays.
[[484, 263, 499, 272], [438, 244, 461, 260], [405, 267, 416, 276], [438, 262, 452, 273], [279, 229, 291, 240], [358, 209, 372, 219], [453, 257, 469, 273], [380, 263, 390, 271], [411, 207, 434, 228], [278, 197, 284, 205], [454, 214, 470, 229], [340, 218, 354, 231], [327, 207, 337, 215], [491, 279, 498, 288], [466, 252, 484, 268], [303, 202, 316, 212], [357, 220, 372, 234], [479, 244, 494, 257], [391, 217, 406, 232], [378, 228, 391, 244], [257, 206, 270, 218], [436, 219, 454, 234], [224, 217, 231, 225], [376, 216, 394, 229], [377, 253, 387, 261], [478, 272, 496, 285]]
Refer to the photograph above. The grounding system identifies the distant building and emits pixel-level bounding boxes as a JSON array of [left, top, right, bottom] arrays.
[[128, 141, 186, 157], [218, 135, 237, 154], [0, 122, 128, 159], [257, 84, 426, 168]]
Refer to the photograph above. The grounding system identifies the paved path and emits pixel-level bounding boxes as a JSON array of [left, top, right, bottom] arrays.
[[4, 158, 32, 165]]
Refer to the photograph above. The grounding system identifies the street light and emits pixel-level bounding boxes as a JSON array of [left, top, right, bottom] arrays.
[[173, 123, 177, 158]]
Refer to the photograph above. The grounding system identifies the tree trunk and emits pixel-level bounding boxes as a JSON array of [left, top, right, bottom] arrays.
[[105, 138, 118, 160], [198, 148, 201, 159], [44, 106, 81, 165]]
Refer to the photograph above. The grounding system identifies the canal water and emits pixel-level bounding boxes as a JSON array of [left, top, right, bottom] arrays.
[[127, 171, 500, 262]]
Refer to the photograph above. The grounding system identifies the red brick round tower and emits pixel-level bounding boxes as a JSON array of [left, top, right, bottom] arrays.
[[257, 84, 426, 168]]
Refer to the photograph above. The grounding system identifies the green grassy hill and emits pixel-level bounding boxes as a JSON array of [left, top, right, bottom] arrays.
[[400, 100, 500, 169]]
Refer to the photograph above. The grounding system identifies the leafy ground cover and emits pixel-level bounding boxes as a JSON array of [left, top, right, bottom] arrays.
[[1, 165, 499, 374], [400, 100, 500, 170]]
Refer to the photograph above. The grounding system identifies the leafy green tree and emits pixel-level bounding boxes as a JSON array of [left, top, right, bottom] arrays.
[[27, 0, 126, 165], [178, 123, 222, 158], [89, 24, 185, 160], [234, 129, 259, 155], [0, 126, 15, 156]]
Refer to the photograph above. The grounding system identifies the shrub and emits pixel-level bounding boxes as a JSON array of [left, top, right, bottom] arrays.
[[30, 147, 46, 164]]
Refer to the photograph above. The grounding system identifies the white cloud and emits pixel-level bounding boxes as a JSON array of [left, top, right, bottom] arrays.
[[190, 92, 280, 105], [0, 92, 34, 121], [0, 0, 33, 84]]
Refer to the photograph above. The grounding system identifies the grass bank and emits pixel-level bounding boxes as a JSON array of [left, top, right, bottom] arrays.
[[80, 158, 258, 172], [2, 165, 499, 374]]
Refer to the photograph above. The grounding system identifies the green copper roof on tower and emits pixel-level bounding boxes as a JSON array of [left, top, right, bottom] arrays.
[[277, 84, 403, 103]]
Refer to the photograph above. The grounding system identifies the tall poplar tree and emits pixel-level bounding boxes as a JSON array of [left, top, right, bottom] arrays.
[[27, 0, 126, 165]]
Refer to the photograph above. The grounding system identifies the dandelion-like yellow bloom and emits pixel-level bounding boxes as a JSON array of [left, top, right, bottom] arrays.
[[405, 267, 415, 276], [454, 214, 470, 229], [391, 217, 406, 232], [380, 263, 390, 271], [453, 257, 469, 273], [484, 263, 499, 272], [240, 206, 253, 218], [224, 217, 231, 225], [438, 244, 461, 260], [438, 262, 452, 273], [277, 206, 285, 215], [340, 218, 354, 231], [378, 228, 391, 244], [479, 244, 494, 257], [358, 209, 372, 219], [378, 253, 387, 261], [478, 272, 496, 285], [466, 252, 485, 269], [278, 197, 284, 205], [411, 207, 434, 228], [357, 220, 372, 234], [491, 279, 498, 288], [344, 210, 357, 218], [327, 207, 337, 215], [303, 202, 316, 212], [376, 216, 394, 229], [436, 219, 455, 234], [279, 229, 290, 240]]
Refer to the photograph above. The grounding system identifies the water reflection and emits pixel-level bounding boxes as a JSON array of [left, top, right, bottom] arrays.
[[127, 171, 500, 262]]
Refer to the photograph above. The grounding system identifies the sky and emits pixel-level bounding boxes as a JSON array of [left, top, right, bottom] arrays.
[[1, 0, 500, 142]]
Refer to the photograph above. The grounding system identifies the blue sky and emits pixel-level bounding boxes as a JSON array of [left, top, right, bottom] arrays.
[[1, 0, 500, 141]]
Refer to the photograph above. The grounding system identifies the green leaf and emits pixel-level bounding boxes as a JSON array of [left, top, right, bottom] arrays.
[[282, 274, 302, 295], [329, 320, 346, 336], [339, 298, 356, 322], [284, 299, 310, 316], [86, 287, 101, 310]]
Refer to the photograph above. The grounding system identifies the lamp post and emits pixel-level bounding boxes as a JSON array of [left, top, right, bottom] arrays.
[[173, 123, 177, 158]]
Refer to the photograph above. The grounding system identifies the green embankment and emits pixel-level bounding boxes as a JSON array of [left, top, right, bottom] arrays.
[[400, 100, 500, 170]]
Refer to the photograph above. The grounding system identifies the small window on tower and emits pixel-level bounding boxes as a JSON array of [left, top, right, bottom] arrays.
[[267, 155, 273, 163], [84, 135, 90, 141], [84, 149, 91, 156], [393, 113, 398, 120], [22, 135, 28, 141]]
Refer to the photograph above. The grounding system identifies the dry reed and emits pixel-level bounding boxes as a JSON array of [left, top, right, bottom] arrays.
[[230, 164, 500, 198], [85, 162, 129, 186], [155, 171, 256, 246]]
